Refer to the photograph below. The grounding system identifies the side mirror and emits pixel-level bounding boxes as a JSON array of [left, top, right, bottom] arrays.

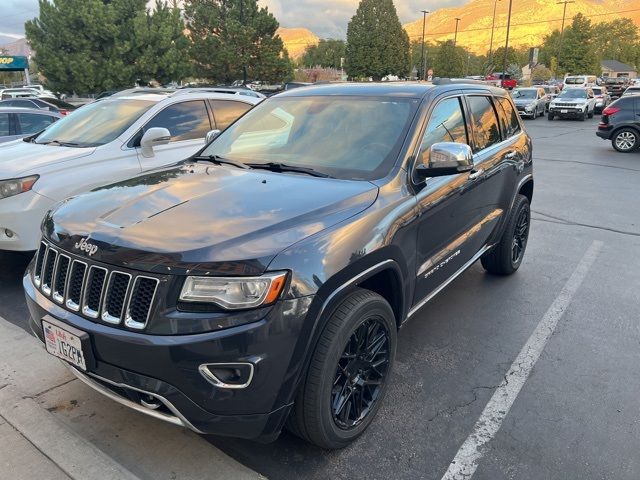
[[140, 127, 171, 158], [416, 142, 474, 179], [205, 129, 221, 144]]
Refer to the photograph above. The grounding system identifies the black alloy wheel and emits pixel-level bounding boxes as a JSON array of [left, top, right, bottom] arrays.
[[331, 317, 390, 430], [287, 288, 397, 449], [511, 206, 530, 265], [481, 194, 531, 275]]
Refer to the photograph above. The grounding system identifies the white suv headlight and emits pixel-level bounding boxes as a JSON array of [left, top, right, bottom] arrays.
[[0, 175, 39, 199], [180, 272, 288, 309]]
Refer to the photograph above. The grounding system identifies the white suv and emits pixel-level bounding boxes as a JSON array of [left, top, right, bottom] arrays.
[[0, 90, 261, 251]]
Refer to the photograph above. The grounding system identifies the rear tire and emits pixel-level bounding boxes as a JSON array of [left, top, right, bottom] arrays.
[[481, 194, 530, 276], [287, 288, 397, 449], [612, 128, 640, 153]]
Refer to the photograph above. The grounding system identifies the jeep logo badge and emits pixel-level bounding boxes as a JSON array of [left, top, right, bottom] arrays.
[[74, 238, 98, 256]]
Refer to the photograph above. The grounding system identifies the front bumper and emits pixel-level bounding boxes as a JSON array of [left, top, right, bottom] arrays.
[[25, 272, 314, 440], [0, 190, 54, 251], [549, 107, 586, 118]]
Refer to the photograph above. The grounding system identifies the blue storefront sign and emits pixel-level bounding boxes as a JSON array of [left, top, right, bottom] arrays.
[[0, 56, 29, 71]]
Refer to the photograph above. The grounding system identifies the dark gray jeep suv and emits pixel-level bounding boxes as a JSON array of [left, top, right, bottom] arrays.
[[25, 82, 533, 449]]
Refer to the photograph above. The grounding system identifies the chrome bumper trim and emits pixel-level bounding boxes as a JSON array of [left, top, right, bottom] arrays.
[[64, 363, 204, 434]]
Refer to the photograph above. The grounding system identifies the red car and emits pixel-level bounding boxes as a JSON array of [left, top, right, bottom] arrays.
[[486, 72, 517, 90]]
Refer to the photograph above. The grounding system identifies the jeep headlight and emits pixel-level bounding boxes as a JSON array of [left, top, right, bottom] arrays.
[[525, 103, 535, 111], [180, 272, 287, 309], [0, 175, 39, 199]]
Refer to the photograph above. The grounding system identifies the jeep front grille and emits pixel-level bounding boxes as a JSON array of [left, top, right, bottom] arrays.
[[33, 240, 159, 330]]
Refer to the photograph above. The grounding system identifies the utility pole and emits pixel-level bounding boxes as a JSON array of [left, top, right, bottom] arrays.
[[488, 0, 501, 70], [240, 0, 247, 85], [556, 0, 575, 78], [501, 0, 513, 88], [419, 10, 429, 80], [454, 18, 461, 46]]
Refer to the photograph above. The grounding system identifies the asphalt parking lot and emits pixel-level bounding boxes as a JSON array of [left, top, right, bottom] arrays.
[[1, 116, 639, 480]]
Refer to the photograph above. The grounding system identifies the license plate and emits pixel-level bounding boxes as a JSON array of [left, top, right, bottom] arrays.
[[42, 319, 87, 370], [561, 109, 568, 113]]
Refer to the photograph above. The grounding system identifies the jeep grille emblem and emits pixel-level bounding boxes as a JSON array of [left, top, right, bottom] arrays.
[[74, 237, 98, 256]]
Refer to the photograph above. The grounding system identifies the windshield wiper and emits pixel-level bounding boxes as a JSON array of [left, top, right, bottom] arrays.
[[39, 140, 81, 147], [193, 154, 251, 170], [245, 162, 331, 178]]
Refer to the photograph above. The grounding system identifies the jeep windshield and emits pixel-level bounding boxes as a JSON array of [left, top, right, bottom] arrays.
[[34, 98, 154, 147], [200, 96, 420, 180], [565, 77, 586, 85], [557, 89, 587, 99]]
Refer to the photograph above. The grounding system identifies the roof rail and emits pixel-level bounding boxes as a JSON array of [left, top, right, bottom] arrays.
[[431, 77, 489, 86], [172, 87, 266, 99]]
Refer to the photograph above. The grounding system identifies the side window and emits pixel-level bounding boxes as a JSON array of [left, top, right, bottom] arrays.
[[16, 113, 56, 134], [211, 100, 252, 131], [0, 113, 9, 136], [496, 97, 521, 139], [467, 96, 502, 152], [144, 100, 211, 142], [419, 97, 468, 163]]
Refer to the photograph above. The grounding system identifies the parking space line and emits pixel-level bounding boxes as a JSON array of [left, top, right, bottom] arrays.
[[440, 240, 604, 480]]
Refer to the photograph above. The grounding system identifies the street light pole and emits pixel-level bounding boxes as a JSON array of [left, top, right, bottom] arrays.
[[454, 18, 461, 46], [556, 0, 575, 77], [501, 0, 513, 88], [240, 0, 247, 85], [488, 0, 501, 69], [419, 10, 429, 80]]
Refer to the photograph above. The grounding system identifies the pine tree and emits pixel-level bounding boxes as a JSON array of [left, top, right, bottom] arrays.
[[132, 1, 192, 85], [184, 0, 293, 84], [345, 0, 410, 80]]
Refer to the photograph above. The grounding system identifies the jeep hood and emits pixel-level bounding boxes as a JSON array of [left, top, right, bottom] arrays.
[[0, 139, 95, 178], [44, 163, 379, 275]]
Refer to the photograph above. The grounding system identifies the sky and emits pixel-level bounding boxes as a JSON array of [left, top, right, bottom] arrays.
[[0, 0, 467, 45]]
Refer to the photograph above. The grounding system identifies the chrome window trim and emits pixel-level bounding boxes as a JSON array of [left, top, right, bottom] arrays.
[[41, 247, 58, 296], [198, 362, 255, 389], [81, 266, 108, 319], [101, 271, 132, 325], [66, 260, 88, 312], [124, 276, 159, 330], [52, 253, 71, 304]]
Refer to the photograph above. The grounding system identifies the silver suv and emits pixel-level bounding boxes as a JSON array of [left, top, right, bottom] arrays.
[[548, 87, 596, 121]]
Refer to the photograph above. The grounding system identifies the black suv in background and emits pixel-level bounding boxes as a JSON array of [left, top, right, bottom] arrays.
[[596, 96, 640, 152], [25, 83, 533, 449], [604, 77, 630, 99]]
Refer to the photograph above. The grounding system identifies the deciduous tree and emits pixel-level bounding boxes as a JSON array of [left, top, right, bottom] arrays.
[[300, 39, 346, 69]]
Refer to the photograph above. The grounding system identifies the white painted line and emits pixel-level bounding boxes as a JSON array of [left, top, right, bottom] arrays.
[[440, 240, 603, 480]]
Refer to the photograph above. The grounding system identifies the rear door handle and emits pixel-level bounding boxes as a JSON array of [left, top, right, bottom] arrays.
[[468, 168, 485, 180]]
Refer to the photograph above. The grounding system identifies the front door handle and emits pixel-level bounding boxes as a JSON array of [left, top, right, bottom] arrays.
[[468, 168, 485, 180], [504, 151, 518, 160]]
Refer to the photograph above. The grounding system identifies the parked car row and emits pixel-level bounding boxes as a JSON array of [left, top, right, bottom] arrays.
[[4, 81, 535, 450]]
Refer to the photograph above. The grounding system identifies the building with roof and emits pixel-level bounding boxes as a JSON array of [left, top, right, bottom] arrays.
[[601, 60, 637, 79]]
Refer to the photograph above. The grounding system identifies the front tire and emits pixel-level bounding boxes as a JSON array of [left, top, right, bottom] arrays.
[[588, 108, 594, 119], [287, 288, 397, 449], [548, 112, 554, 121], [612, 128, 640, 153], [481, 194, 530, 275]]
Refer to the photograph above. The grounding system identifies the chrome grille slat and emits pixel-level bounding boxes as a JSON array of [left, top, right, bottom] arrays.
[[101, 271, 132, 325], [52, 254, 71, 304], [82, 266, 108, 319], [33, 241, 47, 287], [36, 239, 159, 331], [125, 276, 159, 330], [66, 260, 88, 311], [41, 248, 58, 296]]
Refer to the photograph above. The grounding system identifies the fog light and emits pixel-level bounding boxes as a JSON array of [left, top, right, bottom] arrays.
[[199, 363, 254, 389], [4, 229, 14, 238]]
